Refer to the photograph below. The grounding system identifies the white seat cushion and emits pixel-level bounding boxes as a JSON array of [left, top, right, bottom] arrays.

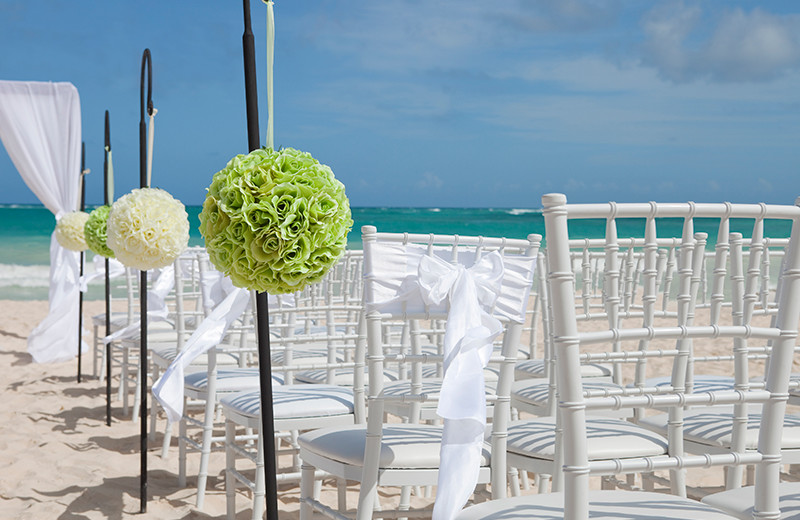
[[638, 411, 800, 450], [293, 367, 400, 386], [506, 416, 667, 461], [271, 347, 344, 366], [455, 490, 738, 519], [515, 359, 611, 380], [152, 346, 240, 368], [92, 312, 136, 330], [184, 368, 281, 393], [298, 424, 490, 470], [383, 378, 498, 409], [702, 481, 800, 519], [222, 385, 354, 420], [512, 379, 621, 408]]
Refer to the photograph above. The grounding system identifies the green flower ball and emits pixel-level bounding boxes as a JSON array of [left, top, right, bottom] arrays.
[[199, 147, 353, 294], [84, 205, 115, 258]]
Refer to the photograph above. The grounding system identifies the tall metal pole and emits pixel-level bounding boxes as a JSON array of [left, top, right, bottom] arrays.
[[104, 110, 112, 427], [77, 142, 86, 383], [139, 48, 153, 514], [242, 2, 279, 517]]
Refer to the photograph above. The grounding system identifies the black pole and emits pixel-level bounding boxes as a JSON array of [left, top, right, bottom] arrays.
[[104, 110, 112, 427], [77, 142, 86, 383], [242, 2, 279, 518], [139, 48, 153, 514]]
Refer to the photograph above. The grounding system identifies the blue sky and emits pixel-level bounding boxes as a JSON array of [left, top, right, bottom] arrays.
[[1, 0, 799, 208]]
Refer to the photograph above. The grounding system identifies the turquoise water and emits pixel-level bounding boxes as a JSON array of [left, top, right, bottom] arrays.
[[0, 205, 792, 300]]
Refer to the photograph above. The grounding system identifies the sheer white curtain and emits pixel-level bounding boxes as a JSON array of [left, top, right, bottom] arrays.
[[0, 81, 84, 363]]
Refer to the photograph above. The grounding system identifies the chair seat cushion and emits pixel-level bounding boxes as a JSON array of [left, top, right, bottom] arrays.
[[152, 347, 240, 368], [639, 411, 800, 450], [293, 367, 400, 386], [298, 424, 490, 469], [455, 490, 738, 519], [506, 416, 667, 461], [184, 368, 281, 393], [92, 312, 136, 330], [515, 359, 611, 380], [512, 379, 621, 408], [701, 481, 800, 519], [383, 378, 498, 409], [222, 385, 354, 420], [271, 347, 345, 366]]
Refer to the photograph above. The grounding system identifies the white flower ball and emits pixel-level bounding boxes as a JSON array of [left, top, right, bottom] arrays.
[[107, 187, 190, 270], [55, 211, 90, 251]]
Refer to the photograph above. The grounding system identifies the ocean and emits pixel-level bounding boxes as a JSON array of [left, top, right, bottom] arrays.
[[0, 204, 792, 300]]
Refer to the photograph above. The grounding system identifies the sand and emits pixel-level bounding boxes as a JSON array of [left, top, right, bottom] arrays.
[[0, 300, 251, 519], [0, 298, 794, 519]]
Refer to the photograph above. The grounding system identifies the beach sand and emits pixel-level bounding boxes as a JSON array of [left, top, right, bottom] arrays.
[[0, 298, 795, 519]]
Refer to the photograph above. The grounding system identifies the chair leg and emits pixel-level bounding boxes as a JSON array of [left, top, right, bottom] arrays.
[[725, 464, 744, 490], [508, 468, 521, 497], [251, 429, 265, 520], [93, 324, 99, 378], [521, 470, 531, 490], [149, 365, 160, 442], [121, 348, 129, 415], [178, 398, 188, 488], [195, 387, 217, 509], [300, 462, 316, 520], [337, 478, 347, 513], [161, 420, 173, 459], [99, 337, 107, 383], [537, 474, 550, 493], [131, 361, 141, 422], [226, 420, 237, 520], [398, 485, 411, 520]]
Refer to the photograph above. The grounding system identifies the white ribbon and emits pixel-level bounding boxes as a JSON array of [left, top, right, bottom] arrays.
[[79, 255, 125, 292], [102, 265, 175, 344], [152, 282, 251, 423], [419, 251, 504, 520]]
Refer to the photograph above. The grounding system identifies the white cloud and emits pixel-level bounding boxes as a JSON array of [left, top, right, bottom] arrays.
[[417, 172, 444, 190], [301, 0, 621, 73], [641, 3, 800, 82]]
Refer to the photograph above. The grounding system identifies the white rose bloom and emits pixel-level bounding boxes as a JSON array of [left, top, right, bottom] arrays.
[[55, 211, 90, 251], [107, 188, 190, 270]]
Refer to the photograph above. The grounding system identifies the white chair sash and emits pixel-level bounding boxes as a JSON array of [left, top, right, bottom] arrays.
[[419, 251, 504, 520], [102, 265, 175, 344], [79, 256, 125, 292], [152, 282, 251, 423]]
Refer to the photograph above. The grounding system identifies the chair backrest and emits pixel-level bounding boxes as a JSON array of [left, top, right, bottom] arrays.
[[542, 193, 800, 520], [360, 225, 541, 503]]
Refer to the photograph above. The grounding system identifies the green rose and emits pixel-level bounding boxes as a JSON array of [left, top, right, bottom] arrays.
[[85, 205, 115, 258], [199, 147, 352, 294]]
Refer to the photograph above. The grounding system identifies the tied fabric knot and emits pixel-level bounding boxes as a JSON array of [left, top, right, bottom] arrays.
[[418, 251, 504, 520]]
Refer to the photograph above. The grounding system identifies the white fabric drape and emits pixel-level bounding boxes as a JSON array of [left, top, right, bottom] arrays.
[[0, 81, 83, 363]]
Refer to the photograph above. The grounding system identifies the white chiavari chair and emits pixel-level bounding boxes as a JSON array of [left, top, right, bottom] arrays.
[[455, 193, 800, 520], [298, 226, 539, 520]]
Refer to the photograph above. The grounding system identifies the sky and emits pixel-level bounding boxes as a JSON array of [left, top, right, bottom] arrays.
[[1, 0, 800, 208]]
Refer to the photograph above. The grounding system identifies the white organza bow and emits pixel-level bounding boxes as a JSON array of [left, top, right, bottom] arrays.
[[152, 280, 251, 423], [79, 256, 125, 292], [102, 265, 175, 344], [418, 251, 504, 520]]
